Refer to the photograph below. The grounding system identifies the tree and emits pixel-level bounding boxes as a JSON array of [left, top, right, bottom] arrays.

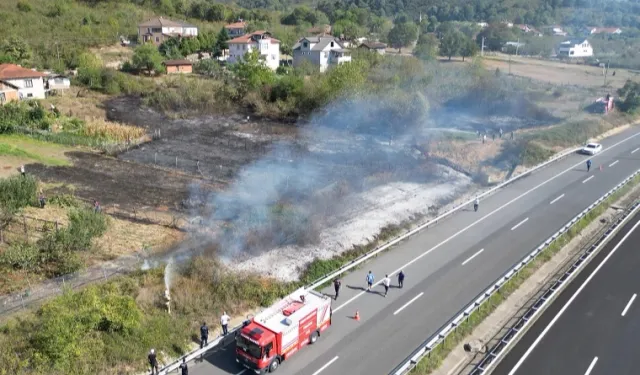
[[0, 36, 31, 65], [476, 24, 515, 51], [413, 33, 439, 60], [213, 27, 230, 58], [460, 37, 479, 61], [231, 49, 275, 91], [617, 79, 640, 113], [440, 30, 465, 60], [131, 43, 164, 75], [332, 19, 362, 40], [76, 52, 103, 88], [387, 22, 418, 53]]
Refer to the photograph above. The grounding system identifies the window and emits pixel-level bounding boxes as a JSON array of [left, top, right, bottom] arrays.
[[27, 93, 33, 98], [303, 42, 308, 48], [323, 52, 327, 58], [151, 27, 161, 33], [330, 41, 334, 47], [155, 37, 159, 42], [24, 79, 33, 88]]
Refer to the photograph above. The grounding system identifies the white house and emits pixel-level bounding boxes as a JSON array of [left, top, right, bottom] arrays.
[[0, 64, 47, 99], [558, 39, 593, 58], [227, 31, 281, 71], [138, 17, 198, 45], [292, 36, 352, 73], [46, 74, 71, 92], [544, 25, 568, 36]]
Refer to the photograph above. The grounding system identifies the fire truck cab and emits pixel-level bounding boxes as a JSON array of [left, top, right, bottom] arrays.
[[236, 287, 332, 373]]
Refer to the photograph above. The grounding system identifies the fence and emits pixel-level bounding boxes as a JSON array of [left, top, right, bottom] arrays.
[[0, 214, 63, 244], [388, 168, 640, 375], [155, 145, 584, 374]]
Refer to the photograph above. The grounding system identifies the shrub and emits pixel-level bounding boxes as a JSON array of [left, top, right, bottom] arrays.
[[0, 174, 37, 216], [65, 208, 109, 251]]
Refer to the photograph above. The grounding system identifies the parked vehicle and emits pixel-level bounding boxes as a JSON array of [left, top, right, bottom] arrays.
[[236, 287, 332, 374], [581, 142, 602, 155]]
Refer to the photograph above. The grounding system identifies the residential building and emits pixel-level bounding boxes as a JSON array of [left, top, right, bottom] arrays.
[[293, 36, 352, 73], [502, 41, 526, 53], [227, 31, 281, 70], [138, 17, 198, 45], [163, 59, 193, 74], [515, 24, 543, 36], [543, 25, 568, 36], [585, 27, 622, 35], [0, 64, 47, 99], [558, 39, 593, 58], [359, 41, 387, 55], [225, 21, 247, 37], [0, 81, 19, 105], [46, 75, 71, 91]]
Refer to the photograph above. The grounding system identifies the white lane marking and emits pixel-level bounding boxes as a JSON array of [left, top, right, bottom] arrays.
[[609, 160, 619, 167], [511, 217, 529, 231], [234, 370, 247, 375], [550, 194, 565, 205], [583, 175, 595, 184], [311, 356, 339, 375], [507, 218, 640, 375], [632, 148, 639, 154], [462, 249, 485, 266], [394, 292, 424, 315], [584, 357, 598, 375], [334, 131, 640, 313], [621, 294, 637, 317]]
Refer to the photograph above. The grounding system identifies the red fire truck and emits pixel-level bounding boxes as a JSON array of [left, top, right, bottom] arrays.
[[235, 287, 332, 373]]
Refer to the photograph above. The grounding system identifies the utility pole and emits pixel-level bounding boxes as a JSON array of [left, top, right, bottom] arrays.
[[604, 60, 610, 86], [481, 37, 485, 56], [515, 38, 520, 56]]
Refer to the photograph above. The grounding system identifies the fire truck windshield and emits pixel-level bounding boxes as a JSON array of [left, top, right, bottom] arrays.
[[236, 335, 262, 359]]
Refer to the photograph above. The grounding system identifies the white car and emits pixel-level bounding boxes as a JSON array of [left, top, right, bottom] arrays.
[[581, 143, 603, 155]]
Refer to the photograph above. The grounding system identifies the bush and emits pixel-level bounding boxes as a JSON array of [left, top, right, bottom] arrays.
[[0, 174, 37, 216]]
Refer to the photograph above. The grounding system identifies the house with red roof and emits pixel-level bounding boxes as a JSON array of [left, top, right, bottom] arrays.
[[0, 64, 47, 100], [225, 20, 248, 37], [227, 31, 281, 70]]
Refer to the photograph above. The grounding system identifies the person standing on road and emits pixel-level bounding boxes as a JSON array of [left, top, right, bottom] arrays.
[[482, 134, 486, 144], [587, 159, 592, 172], [179, 358, 189, 375], [366, 271, 375, 291], [334, 278, 342, 300], [474, 197, 479, 212], [382, 274, 391, 297], [220, 312, 230, 336], [148, 349, 159, 375], [398, 270, 405, 288], [200, 322, 209, 348]]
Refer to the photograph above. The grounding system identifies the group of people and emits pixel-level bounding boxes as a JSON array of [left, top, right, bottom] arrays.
[[147, 312, 231, 375], [333, 270, 406, 300]]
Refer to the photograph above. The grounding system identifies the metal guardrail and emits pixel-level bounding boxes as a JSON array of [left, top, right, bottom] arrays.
[[469, 196, 640, 375], [156, 146, 582, 374], [389, 168, 640, 375]]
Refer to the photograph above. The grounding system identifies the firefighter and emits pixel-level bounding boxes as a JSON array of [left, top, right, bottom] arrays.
[[382, 274, 391, 297], [179, 358, 188, 375], [200, 322, 209, 348], [333, 278, 342, 300], [398, 270, 405, 288], [366, 271, 375, 291], [148, 349, 159, 375], [220, 312, 230, 336]]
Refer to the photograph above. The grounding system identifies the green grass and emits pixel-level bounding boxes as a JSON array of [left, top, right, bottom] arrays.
[[411, 173, 640, 374], [0, 142, 69, 166]]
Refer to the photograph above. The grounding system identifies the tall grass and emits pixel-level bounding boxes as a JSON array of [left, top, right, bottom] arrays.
[[81, 118, 146, 142]]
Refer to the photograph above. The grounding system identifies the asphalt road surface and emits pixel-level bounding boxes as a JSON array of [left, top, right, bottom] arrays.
[[185, 127, 640, 375], [492, 205, 640, 375]]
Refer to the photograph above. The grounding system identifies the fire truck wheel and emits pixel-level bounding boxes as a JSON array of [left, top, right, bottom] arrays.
[[310, 331, 319, 344], [269, 359, 280, 372]]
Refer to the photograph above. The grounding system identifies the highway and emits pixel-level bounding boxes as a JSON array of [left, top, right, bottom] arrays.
[[492, 206, 640, 375], [186, 126, 640, 375]]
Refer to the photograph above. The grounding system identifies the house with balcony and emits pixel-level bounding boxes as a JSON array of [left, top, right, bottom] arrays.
[[558, 39, 593, 58], [0, 64, 47, 100], [227, 31, 281, 70], [225, 21, 247, 37], [292, 36, 351, 73], [138, 17, 198, 45]]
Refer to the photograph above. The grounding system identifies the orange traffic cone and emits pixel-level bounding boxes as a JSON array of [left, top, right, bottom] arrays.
[[354, 310, 360, 321]]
